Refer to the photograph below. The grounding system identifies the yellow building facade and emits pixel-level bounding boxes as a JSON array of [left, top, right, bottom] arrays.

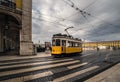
[[15, 0, 22, 9], [83, 41, 120, 49]]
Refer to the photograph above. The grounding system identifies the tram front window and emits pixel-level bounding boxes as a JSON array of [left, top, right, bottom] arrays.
[[56, 39, 60, 46], [52, 39, 56, 46]]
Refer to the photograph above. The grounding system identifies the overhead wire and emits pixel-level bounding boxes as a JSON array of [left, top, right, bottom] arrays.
[[21, 14, 68, 30], [32, 15, 68, 27], [23, 0, 119, 41], [82, 0, 100, 10], [23, 8, 65, 21], [66, 0, 119, 29], [23, 5, 88, 25], [63, 0, 120, 39], [19, 8, 81, 38], [61, 0, 97, 36], [21, 8, 71, 28], [22, 8, 82, 30], [63, 0, 95, 36]]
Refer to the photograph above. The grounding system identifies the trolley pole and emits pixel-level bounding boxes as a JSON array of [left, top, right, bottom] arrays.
[[64, 26, 74, 36]]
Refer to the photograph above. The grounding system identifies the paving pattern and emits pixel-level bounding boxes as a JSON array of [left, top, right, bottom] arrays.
[[85, 63, 120, 82], [0, 50, 119, 82]]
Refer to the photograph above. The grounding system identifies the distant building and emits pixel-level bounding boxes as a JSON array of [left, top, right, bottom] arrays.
[[34, 43, 45, 52], [83, 40, 120, 50], [0, 0, 34, 55], [45, 42, 51, 49]]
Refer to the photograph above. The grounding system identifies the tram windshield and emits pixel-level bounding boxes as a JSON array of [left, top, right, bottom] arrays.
[[52, 39, 60, 46], [52, 39, 56, 46], [56, 39, 60, 46]]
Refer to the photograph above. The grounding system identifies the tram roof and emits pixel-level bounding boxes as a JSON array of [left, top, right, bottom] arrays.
[[52, 33, 82, 41]]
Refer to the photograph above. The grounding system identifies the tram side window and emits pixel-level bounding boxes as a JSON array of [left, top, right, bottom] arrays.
[[62, 40, 66, 46], [78, 43, 81, 47], [68, 41, 74, 47], [56, 39, 60, 46], [75, 42, 79, 47], [72, 42, 75, 47], [80, 43, 82, 47], [68, 41, 71, 47]]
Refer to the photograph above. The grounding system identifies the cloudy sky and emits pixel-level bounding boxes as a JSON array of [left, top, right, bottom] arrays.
[[32, 0, 120, 44]]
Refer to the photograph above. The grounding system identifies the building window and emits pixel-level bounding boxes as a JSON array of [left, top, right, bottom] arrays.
[[0, 0, 16, 9]]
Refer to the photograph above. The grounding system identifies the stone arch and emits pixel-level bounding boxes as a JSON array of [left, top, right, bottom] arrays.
[[0, 12, 21, 55], [0, 12, 22, 26]]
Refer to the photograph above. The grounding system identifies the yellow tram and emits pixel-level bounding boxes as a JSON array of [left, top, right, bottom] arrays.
[[51, 33, 83, 57]]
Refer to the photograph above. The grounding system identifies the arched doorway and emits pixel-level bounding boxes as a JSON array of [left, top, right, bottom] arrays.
[[0, 13, 21, 55]]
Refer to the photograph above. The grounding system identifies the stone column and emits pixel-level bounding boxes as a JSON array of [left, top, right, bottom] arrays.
[[20, 0, 34, 55], [0, 22, 2, 52], [0, 16, 4, 52]]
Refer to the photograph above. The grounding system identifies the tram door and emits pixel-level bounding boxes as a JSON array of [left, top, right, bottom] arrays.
[[62, 40, 66, 54]]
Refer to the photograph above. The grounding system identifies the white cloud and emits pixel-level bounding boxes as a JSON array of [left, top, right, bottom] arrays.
[[32, 0, 120, 43]]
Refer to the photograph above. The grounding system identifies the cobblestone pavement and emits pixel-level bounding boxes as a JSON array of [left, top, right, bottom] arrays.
[[0, 50, 119, 82], [85, 63, 120, 82]]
